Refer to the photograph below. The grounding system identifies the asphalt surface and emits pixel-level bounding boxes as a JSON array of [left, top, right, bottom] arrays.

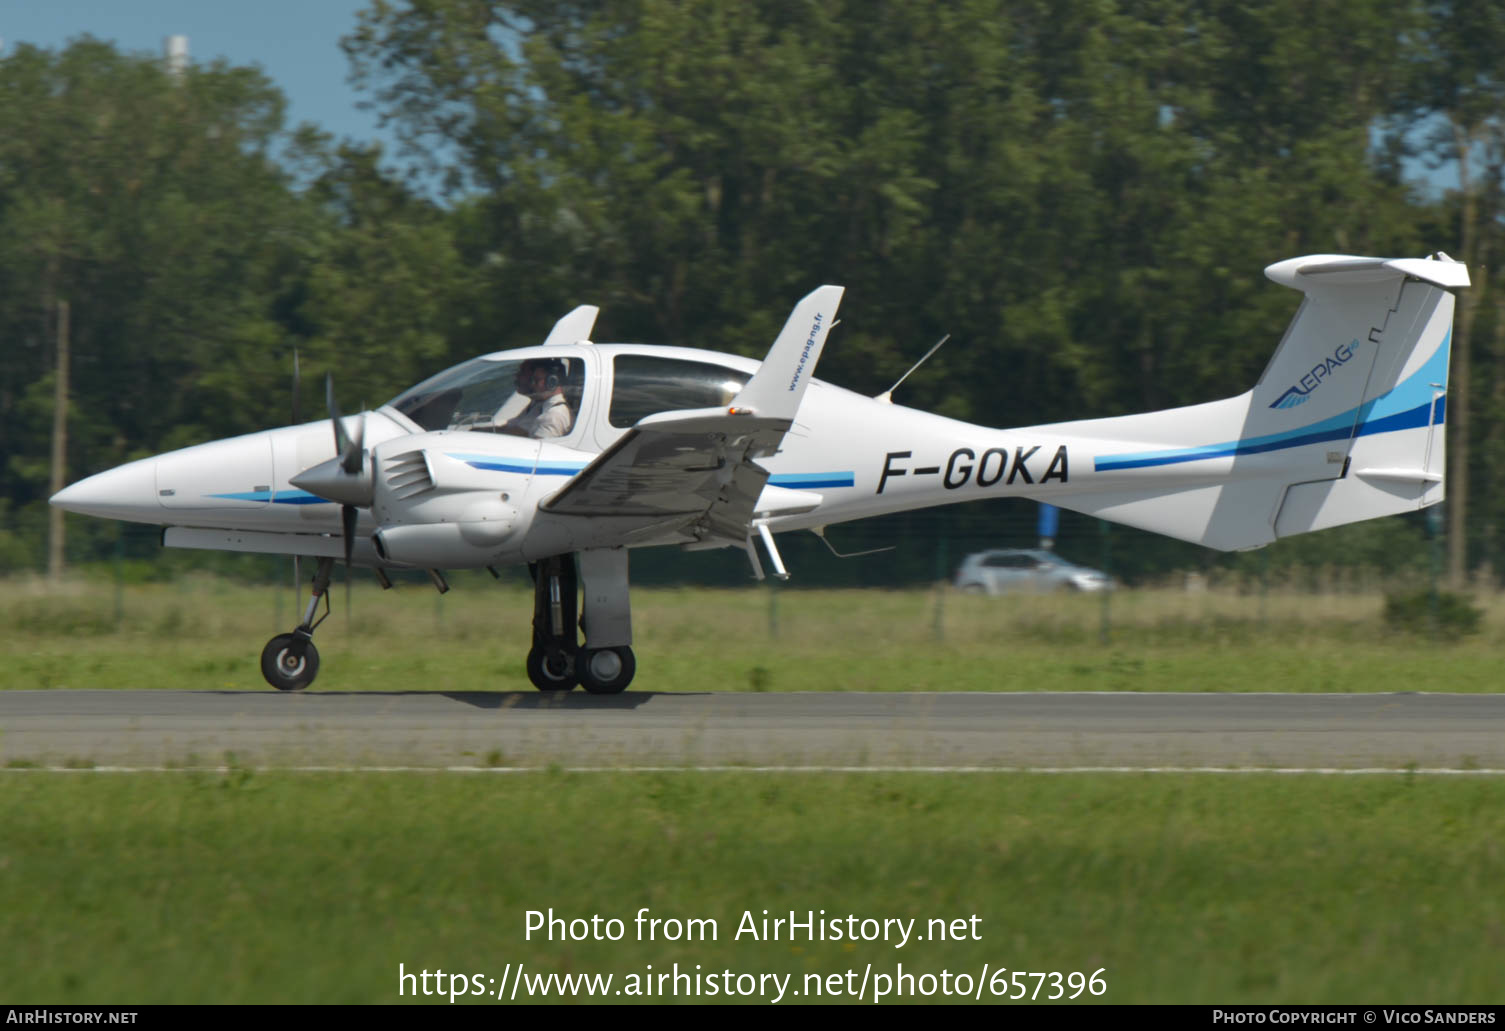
[[1, 690, 1502, 769]]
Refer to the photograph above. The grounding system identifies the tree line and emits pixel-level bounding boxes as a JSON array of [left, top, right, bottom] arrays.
[[3, 1, 1503, 587]]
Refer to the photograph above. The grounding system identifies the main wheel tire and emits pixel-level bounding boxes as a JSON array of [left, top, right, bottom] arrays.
[[578, 646, 635, 695], [526, 645, 577, 691], [261, 633, 319, 691]]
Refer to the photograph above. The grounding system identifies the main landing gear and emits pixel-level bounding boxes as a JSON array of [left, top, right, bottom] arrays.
[[527, 549, 635, 694], [257, 551, 636, 694], [261, 556, 333, 691]]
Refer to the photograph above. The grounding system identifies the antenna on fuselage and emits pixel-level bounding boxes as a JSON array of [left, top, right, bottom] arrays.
[[810, 526, 895, 559], [875, 333, 950, 404]]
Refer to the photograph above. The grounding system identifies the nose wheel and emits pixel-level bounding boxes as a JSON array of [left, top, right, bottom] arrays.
[[261, 632, 320, 691], [261, 557, 334, 691]]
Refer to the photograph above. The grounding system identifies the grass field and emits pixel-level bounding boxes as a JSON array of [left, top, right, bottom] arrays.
[[2, 574, 1502, 693], [2, 770, 1501, 1004], [5, 577, 1501, 1005]]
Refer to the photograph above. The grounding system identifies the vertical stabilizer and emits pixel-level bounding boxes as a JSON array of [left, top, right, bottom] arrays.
[[1048, 253, 1465, 550]]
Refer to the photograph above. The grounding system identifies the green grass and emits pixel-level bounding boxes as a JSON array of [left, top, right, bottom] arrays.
[[1, 770, 1501, 1003], [3, 574, 1503, 692]]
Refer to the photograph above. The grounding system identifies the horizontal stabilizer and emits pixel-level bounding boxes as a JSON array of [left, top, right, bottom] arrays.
[[1267, 253, 1470, 290]]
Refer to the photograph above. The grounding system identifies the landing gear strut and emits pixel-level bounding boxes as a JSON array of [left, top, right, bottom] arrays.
[[525, 550, 636, 694], [527, 555, 579, 691], [261, 556, 334, 691]]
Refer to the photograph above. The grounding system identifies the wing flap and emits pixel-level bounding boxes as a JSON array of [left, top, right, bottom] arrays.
[[541, 411, 792, 543]]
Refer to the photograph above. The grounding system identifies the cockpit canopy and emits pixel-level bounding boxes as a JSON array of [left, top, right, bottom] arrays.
[[606, 355, 747, 427], [386, 356, 586, 433], [385, 349, 754, 437]]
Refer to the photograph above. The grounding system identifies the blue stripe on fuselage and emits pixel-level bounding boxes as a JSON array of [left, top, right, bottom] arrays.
[[1093, 329, 1449, 473], [768, 472, 855, 488], [207, 490, 330, 504], [444, 453, 584, 475]]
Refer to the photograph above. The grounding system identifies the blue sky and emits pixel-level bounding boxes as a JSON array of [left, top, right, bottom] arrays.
[[1, 1, 384, 145]]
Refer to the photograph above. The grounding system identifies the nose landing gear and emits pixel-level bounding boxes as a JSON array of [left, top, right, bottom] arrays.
[[260, 556, 334, 691]]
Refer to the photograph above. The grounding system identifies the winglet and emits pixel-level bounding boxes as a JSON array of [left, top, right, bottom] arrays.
[[731, 285, 844, 421], [542, 304, 600, 346]]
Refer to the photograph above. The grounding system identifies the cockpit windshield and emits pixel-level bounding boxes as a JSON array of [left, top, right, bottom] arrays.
[[385, 356, 585, 437]]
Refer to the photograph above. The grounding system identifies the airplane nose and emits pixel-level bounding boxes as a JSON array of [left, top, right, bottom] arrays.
[[49, 457, 160, 522]]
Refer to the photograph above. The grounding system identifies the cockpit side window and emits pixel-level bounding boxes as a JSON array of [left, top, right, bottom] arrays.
[[608, 356, 749, 428], [386, 356, 585, 436]]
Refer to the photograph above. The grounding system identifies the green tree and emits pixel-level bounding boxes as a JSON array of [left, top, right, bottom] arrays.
[[1404, 2, 1505, 585], [0, 40, 305, 566], [287, 138, 472, 413]]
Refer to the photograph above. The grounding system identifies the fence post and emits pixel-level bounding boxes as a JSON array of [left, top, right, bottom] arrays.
[[1099, 520, 1112, 645], [1428, 504, 1444, 638], [932, 536, 948, 642], [1259, 547, 1269, 629]]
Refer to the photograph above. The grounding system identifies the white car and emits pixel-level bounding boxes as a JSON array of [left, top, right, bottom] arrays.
[[954, 549, 1113, 594]]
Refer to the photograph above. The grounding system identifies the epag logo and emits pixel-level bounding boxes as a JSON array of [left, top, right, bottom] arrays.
[[1269, 339, 1363, 410]]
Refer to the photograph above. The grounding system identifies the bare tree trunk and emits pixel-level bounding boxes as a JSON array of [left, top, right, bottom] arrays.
[[1484, 287, 1505, 586], [1448, 128, 1479, 589], [47, 299, 70, 582]]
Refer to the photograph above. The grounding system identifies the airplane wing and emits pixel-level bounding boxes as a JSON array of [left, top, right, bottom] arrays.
[[541, 304, 600, 346], [542, 285, 843, 544]]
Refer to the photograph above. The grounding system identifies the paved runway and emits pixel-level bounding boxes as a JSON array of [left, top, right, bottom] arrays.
[[1, 690, 1502, 770]]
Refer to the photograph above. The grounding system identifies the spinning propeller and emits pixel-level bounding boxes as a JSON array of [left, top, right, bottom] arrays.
[[330, 377, 365, 567], [288, 375, 372, 567]]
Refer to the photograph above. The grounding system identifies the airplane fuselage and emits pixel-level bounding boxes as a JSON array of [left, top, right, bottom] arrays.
[[54, 340, 1264, 571]]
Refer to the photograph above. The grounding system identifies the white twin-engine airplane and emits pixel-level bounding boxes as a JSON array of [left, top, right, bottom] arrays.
[[52, 252, 1468, 693]]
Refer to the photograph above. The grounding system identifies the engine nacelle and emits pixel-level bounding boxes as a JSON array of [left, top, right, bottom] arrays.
[[368, 436, 537, 567], [372, 497, 520, 567]]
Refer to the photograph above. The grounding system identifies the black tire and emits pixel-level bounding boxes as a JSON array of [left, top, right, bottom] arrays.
[[578, 646, 635, 695], [261, 633, 319, 691], [526, 645, 577, 691]]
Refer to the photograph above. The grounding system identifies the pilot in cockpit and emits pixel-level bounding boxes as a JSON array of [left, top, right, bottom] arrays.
[[497, 358, 573, 438]]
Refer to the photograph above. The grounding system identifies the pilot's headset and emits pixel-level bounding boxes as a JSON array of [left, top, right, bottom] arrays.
[[521, 359, 567, 400]]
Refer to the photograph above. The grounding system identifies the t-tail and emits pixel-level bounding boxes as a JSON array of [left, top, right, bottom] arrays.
[[1046, 253, 1468, 551]]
